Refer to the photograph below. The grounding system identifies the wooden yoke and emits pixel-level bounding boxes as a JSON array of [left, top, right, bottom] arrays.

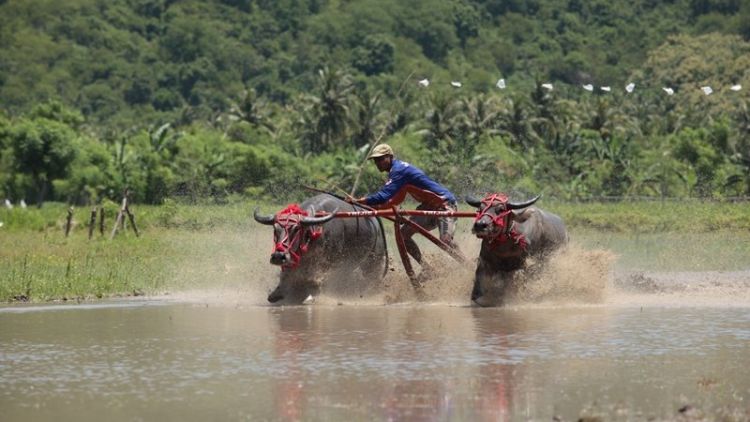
[[329, 208, 471, 264], [301, 186, 473, 282]]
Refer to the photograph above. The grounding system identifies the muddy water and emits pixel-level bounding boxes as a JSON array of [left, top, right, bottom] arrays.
[[2, 231, 750, 421], [2, 300, 750, 421]]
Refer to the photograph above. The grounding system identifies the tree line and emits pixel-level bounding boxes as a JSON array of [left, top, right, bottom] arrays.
[[1, 0, 749, 205]]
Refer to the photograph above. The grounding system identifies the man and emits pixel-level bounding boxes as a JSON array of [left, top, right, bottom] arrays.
[[349, 143, 461, 282]]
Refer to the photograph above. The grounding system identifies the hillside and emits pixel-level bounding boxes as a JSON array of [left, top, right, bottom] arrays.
[[1, 0, 749, 205]]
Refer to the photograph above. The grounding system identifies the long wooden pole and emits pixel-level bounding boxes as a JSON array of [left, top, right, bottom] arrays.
[[349, 70, 415, 196], [327, 209, 476, 218]]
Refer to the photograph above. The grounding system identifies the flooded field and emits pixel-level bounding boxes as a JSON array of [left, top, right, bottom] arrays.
[[1, 231, 750, 421]]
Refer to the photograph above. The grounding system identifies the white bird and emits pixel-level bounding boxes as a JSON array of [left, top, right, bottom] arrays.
[[662, 87, 674, 96], [450, 81, 462, 88], [4, 199, 12, 209], [582, 84, 594, 92], [730, 84, 742, 91], [20, 199, 27, 209], [541, 83, 554, 90], [625, 83, 635, 93], [496, 78, 506, 89], [701, 86, 713, 95], [418, 78, 430, 87], [600, 86, 611, 92]]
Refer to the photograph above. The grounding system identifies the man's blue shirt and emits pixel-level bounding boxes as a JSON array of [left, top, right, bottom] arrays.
[[365, 159, 457, 207]]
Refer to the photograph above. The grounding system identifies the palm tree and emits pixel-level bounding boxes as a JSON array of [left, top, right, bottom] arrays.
[[418, 92, 462, 151], [456, 94, 501, 159], [351, 89, 387, 149], [315, 66, 354, 151], [495, 95, 541, 149], [227, 88, 275, 133], [293, 67, 354, 154]]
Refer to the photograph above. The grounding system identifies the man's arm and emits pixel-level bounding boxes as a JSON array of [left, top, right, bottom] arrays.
[[364, 171, 407, 206]]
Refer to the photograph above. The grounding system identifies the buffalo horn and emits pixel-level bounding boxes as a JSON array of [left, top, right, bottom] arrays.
[[465, 195, 482, 208], [301, 209, 337, 226], [507, 195, 541, 210], [253, 208, 276, 225]]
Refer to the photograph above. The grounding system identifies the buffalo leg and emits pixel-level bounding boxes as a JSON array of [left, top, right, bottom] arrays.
[[471, 270, 483, 303], [471, 262, 490, 304]]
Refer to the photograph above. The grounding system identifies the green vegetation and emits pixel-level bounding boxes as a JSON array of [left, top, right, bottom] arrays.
[[0, 201, 262, 302], [2, 200, 750, 302], [2, 1, 750, 302], [1, 0, 750, 206]]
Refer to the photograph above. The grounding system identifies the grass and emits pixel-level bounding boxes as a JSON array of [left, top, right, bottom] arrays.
[[1, 199, 749, 303], [549, 200, 750, 233]]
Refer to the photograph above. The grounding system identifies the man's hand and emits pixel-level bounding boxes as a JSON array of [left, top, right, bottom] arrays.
[[345, 196, 366, 204]]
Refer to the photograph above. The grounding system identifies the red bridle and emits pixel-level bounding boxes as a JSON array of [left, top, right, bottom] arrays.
[[272, 204, 323, 270], [473, 193, 527, 250], [474, 193, 512, 229]]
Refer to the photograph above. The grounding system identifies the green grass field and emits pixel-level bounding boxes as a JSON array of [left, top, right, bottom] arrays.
[[1, 199, 749, 303]]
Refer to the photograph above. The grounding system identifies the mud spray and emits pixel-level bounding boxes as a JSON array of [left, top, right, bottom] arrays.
[[164, 226, 624, 308]]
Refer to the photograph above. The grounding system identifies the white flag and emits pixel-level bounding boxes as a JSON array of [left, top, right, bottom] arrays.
[[496, 78, 506, 89], [625, 83, 635, 93]]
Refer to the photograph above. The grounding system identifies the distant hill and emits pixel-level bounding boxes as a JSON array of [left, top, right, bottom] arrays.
[[1, 0, 748, 127]]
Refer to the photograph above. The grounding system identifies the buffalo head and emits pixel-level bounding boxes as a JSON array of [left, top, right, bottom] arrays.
[[466, 193, 540, 239], [253, 206, 336, 268]]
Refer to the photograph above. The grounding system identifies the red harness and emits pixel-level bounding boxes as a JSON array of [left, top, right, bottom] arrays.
[[273, 204, 323, 270], [473, 193, 528, 251]]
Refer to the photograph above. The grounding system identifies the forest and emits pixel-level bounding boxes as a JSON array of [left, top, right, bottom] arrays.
[[1, 0, 749, 206]]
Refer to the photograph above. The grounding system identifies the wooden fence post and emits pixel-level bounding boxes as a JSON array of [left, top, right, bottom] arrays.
[[99, 207, 105, 237], [65, 207, 74, 237], [88, 207, 97, 239], [125, 205, 140, 237], [110, 195, 128, 240], [110, 190, 139, 239]]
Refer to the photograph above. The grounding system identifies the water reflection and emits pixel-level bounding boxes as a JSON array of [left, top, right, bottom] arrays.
[[267, 306, 479, 421], [1, 302, 749, 421], [272, 308, 313, 421]]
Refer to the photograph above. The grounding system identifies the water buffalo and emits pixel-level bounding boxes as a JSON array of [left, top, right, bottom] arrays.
[[253, 194, 387, 304], [466, 193, 568, 306]]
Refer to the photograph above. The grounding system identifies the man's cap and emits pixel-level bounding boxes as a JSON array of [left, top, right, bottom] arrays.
[[368, 143, 394, 159]]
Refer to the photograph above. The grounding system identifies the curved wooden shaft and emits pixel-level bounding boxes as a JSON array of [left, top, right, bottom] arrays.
[[392, 207, 416, 282], [398, 216, 467, 264]]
